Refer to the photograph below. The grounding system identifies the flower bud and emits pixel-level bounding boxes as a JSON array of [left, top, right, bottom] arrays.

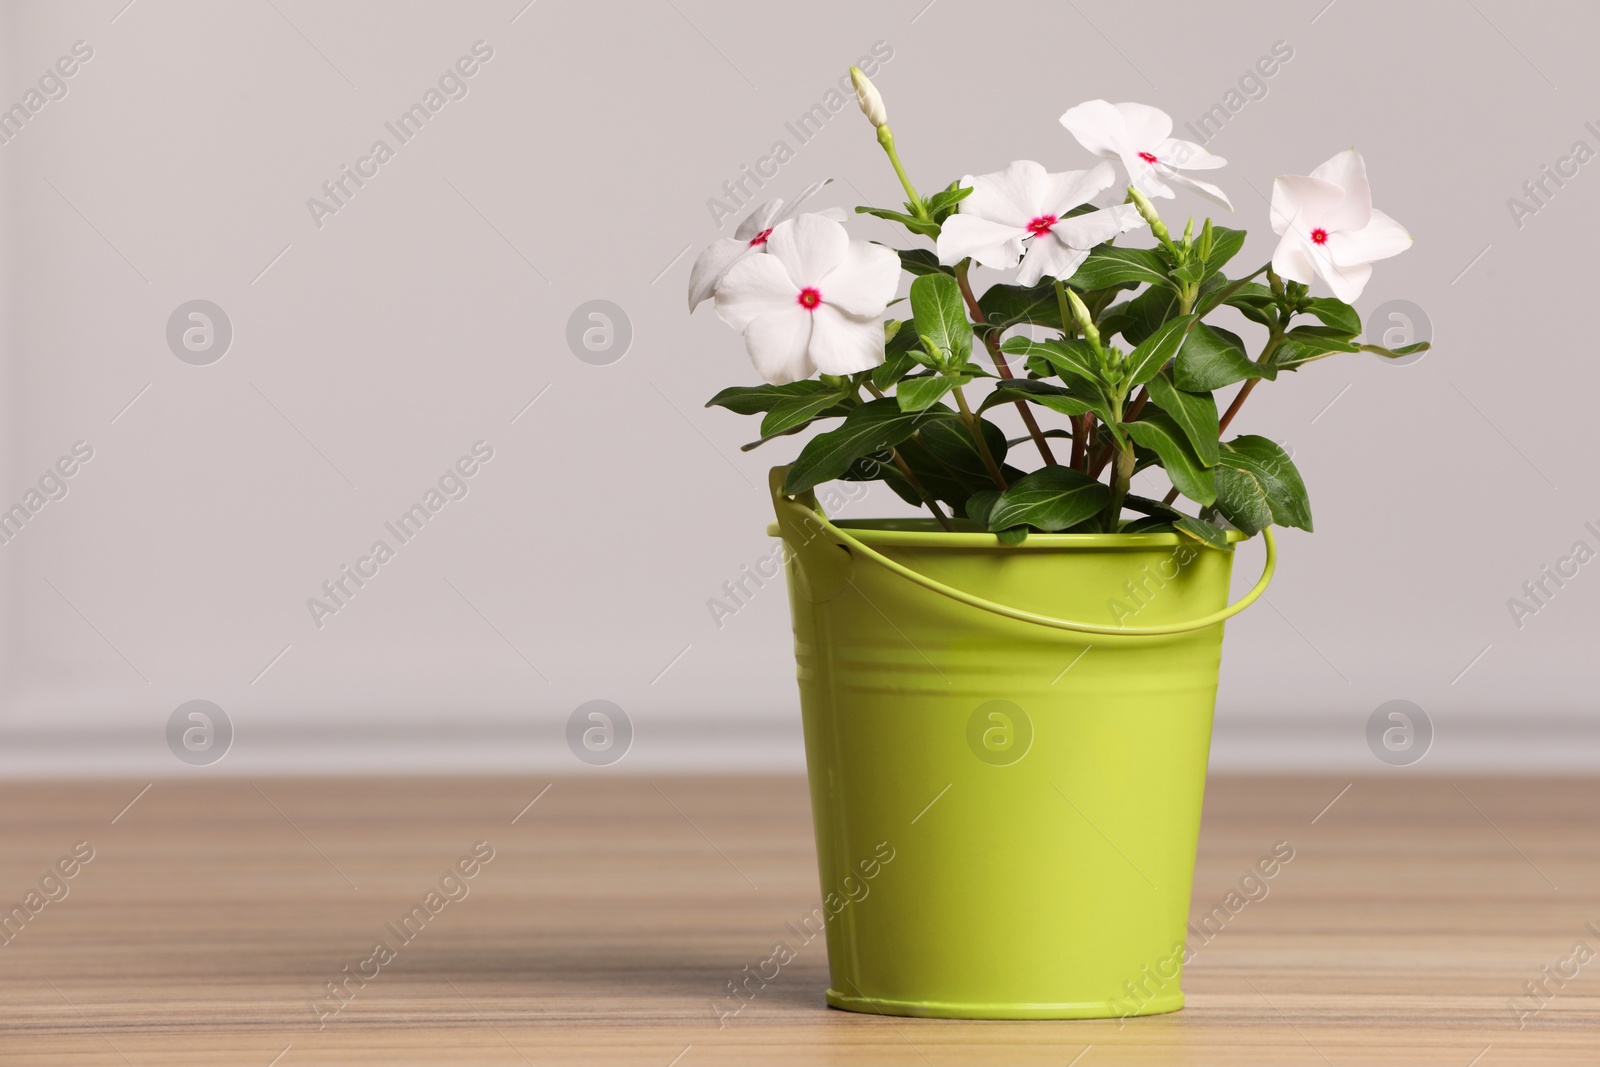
[[850, 67, 888, 128], [1127, 186, 1170, 244], [1065, 289, 1101, 349]]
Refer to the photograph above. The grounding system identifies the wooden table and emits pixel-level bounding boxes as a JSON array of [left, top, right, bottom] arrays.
[[0, 774, 1593, 1065]]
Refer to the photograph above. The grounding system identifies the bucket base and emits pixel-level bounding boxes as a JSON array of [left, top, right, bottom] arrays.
[[824, 988, 1184, 1020]]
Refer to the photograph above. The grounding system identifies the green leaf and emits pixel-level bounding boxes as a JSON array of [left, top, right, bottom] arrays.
[[1125, 411, 1216, 506], [1070, 246, 1175, 291], [1121, 515, 1176, 533], [1303, 297, 1360, 335], [977, 283, 1063, 332], [1170, 259, 1205, 285], [1221, 281, 1278, 328], [759, 389, 852, 438], [1123, 494, 1184, 520], [873, 348, 919, 391], [707, 380, 837, 415], [964, 490, 1000, 526], [909, 274, 972, 366], [1203, 227, 1247, 277], [1000, 336, 1102, 390], [898, 249, 953, 277], [1103, 283, 1184, 347], [979, 379, 1100, 420], [1145, 369, 1219, 466], [1272, 325, 1361, 370], [1175, 324, 1269, 391], [783, 398, 956, 494], [1173, 514, 1233, 551], [1213, 435, 1313, 535], [1359, 341, 1431, 359], [995, 526, 1030, 545], [855, 205, 941, 238], [897, 373, 970, 412], [917, 414, 1008, 480], [924, 182, 973, 222], [1125, 314, 1196, 388], [987, 467, 1111, 533]]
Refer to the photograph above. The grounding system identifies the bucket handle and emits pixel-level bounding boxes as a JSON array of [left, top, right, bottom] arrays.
[[775, 495, 1276, 637]]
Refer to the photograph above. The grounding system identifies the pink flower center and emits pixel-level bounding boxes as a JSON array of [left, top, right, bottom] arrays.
[[797, 287, 822, 310], [1309, 227, 1329, 245], [1138, 151, 1159, 164], [1026, 214, 1058, 237], [749, 228, 773, 247]]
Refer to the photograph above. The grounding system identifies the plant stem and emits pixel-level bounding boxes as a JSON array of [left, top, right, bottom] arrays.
[[954, 261, 1057, 466], [876, 126, 926, 219], [1105, 442, 1136, 532], [1088, 388, 1148, 478], [888, 447, 954, 530], [952, 385, 1008, 490], [1159, 322, 1287, 505]]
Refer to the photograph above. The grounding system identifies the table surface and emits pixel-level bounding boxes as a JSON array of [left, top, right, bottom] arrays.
[[0, 773, 1593, 1065]]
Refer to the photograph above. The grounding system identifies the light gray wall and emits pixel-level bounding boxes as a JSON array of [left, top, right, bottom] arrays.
[[1, 0, 1594, 775]]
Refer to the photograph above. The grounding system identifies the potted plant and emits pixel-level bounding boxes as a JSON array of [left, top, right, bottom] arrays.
[[687, 70, 1424, 1020]]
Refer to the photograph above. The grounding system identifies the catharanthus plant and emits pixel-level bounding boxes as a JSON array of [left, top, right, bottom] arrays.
[[689, 69, 1425, 546]]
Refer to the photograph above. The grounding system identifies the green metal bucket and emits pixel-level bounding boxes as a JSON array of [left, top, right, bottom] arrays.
[[768, 469, 1276, 1020]]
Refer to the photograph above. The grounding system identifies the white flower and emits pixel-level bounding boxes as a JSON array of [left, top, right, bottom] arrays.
[[1059, 100, 1232, 210], [713, 215, 900, 385], [1269, 149, 1412, 303], [935, 160, 1145, 286], [687, 179, 842, 311]]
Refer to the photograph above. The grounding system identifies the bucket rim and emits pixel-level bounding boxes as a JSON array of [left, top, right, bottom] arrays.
[[766, 516, 1249, 550]]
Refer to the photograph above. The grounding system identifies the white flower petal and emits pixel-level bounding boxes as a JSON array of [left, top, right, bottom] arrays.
[[937, 215, 1027, 269], [687, 237, 754, 311], [809, 306, 885, 376], [1053, 202, 1146, 251], [960, 160, 1050, 227], [1271, 232, 1318, 287], [1317, 258, 1372, 303], [1269, 175, 1342, 235], [765, 214, 848, 289], [1310, 149, 1372, 232], [1161, 168, 1234, 211], [1044, 161, 1118, 215], [1016, 235, 1089, 287], [743, 306, 816, 385], [772, 177, 834, 226], [1327, 208, 1412, 267], [820, 240, 901, 317], [1115, 102, 1173, 148], [714, 253, 798, 332], [1127, 155, 1176, 200], [1154, 137, 1226, 171], [734, 199, 785, 242], [1059, 99, 1129, 160]]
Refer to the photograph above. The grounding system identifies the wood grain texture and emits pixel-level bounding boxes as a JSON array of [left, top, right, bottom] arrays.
[[0, 774, 1594, 1065]]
